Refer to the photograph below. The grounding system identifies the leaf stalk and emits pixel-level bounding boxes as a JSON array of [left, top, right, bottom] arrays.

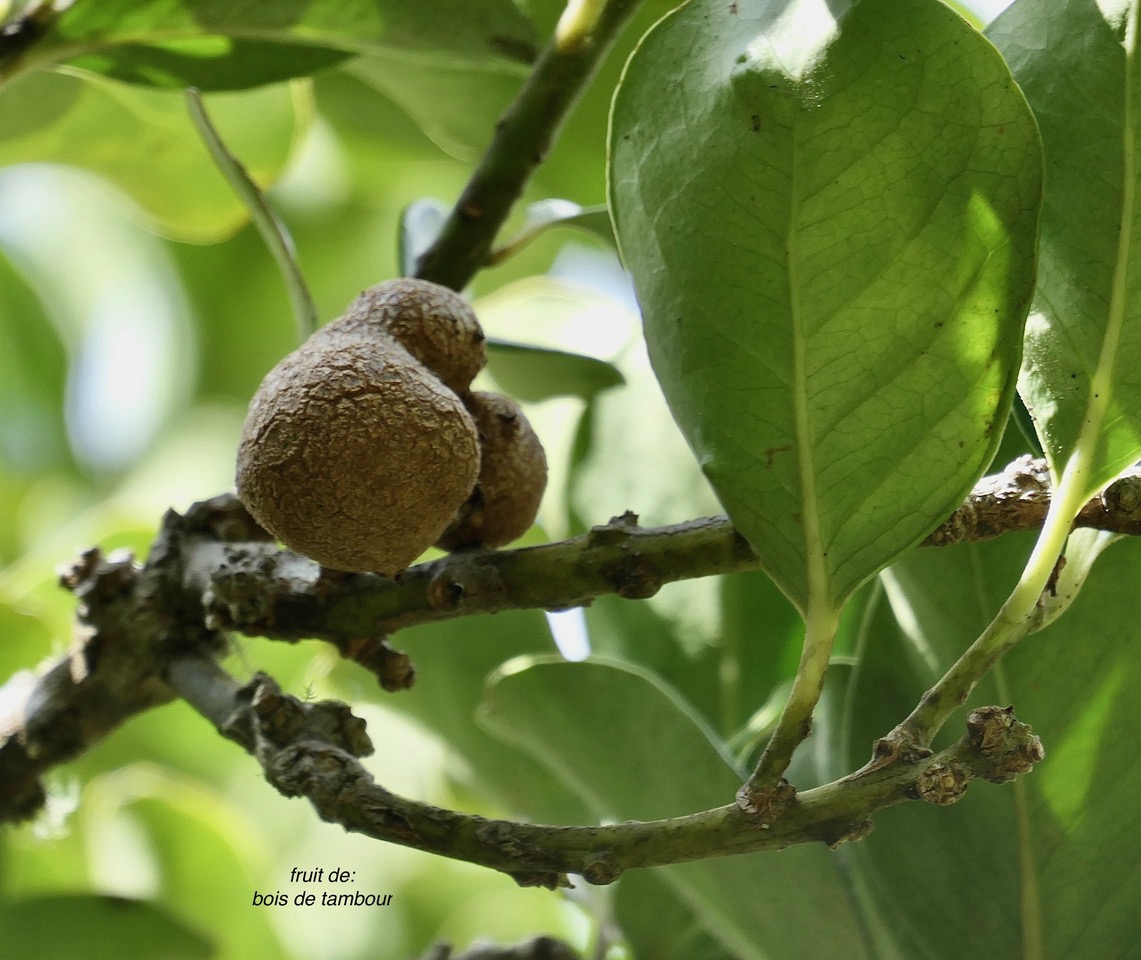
[[186, 87, 318, 344]]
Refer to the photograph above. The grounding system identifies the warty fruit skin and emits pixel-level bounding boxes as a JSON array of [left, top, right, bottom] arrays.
[[342, 278, 486, 394], [236, 326, 480, 576], [437, 391, 547, 551]]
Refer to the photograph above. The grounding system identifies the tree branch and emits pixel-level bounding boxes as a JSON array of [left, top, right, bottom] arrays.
[[412, 0, 644, 291], [167, 657, 1043, 888], [197, 456, 1141, 650], [0, 455, 1128, 835]]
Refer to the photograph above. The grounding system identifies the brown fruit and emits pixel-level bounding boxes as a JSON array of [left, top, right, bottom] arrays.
[[341, 278, 486, 394], [437, 392, 547, 550], [236, 321, 481, 576]]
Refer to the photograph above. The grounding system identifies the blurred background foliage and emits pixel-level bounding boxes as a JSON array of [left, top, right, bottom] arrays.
[[7, 2, 1139, 960]]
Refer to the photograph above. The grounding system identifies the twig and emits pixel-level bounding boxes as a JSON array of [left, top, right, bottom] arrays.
[[413, 0, 644, 291], [167, 658, 1043, 886], [735, 601, 838, 821]]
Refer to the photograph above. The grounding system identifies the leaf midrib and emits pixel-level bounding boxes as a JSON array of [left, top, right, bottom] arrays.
[[789, 122, 830, 614]]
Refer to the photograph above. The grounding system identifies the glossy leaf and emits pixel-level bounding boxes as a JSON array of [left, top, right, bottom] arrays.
[[0, 72, 303, 242], [0, 894, 213, 960], [480, 657, 872, 960], [609, 0, 1042, 614], [838, 534, 1141, 959], [10, 0, 537, 91], [990, 0, 1141, 497]]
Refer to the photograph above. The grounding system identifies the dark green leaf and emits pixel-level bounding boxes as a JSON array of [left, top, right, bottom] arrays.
[[10, 0, 537, 91]]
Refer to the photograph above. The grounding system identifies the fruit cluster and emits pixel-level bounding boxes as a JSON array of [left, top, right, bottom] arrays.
[[236, 279, 547, 575]]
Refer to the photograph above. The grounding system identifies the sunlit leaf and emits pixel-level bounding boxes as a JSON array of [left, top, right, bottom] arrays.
[[990, 0, 1141, 499], [398, 198, 451, 277], [609, 0, 1042, 614], [0, 72, 304, 242]]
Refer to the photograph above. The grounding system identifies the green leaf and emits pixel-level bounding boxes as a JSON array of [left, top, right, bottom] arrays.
[[348, 55, 526, 160], [566, 336, 808, 735], [350, 611, 591, 826], [10, 0, 537, 91], [609, 0, 1042, 615], [485, 338, 623, 402], [0, 72, 304, 242], [0, 249, 69, 471], [0, 894, 213, 960], [614, 871, 741, 960], [839, 536, 1141, 959], [480, 658, 872, 960], [989, 1, 1141, 499]]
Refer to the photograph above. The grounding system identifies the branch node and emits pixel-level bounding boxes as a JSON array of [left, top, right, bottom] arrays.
[[426, 559, 508, 610], [1101, 474, 1141, 515], [183, 493, 274, 543], [586, 511, 640, 546], [228, 674, 374, 761], [914, 758, 972, 805], [851, 727, 935, 779], [331, 637, 416, 692], [734, 777, 796, 825], [966, 705, 1044, 783], [580, 855, 622, 885]]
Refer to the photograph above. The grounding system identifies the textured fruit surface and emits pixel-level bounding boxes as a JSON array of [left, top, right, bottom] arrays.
[[438, 391, 547, 550], [237, 327, 480, 575], [343, 278, 486, 394]]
